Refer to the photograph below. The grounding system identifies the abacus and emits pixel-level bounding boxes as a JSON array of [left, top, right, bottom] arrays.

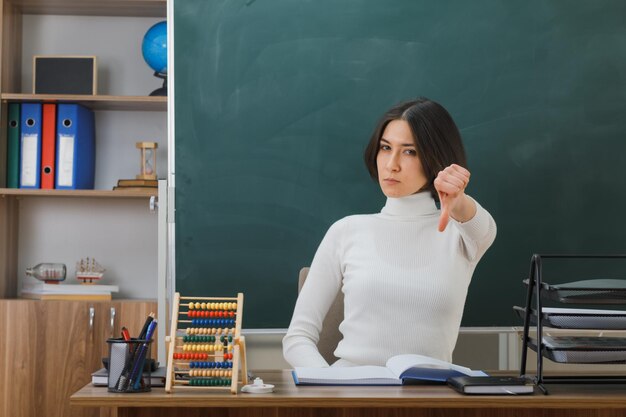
[[165, 293, 248, 394]]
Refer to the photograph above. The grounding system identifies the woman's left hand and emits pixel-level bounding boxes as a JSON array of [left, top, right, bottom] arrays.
[[433, 164, 476, 232]]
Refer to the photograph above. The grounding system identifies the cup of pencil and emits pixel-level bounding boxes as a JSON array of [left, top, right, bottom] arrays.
[[107, 337, 154, 393], [106, 314, 157, 393]]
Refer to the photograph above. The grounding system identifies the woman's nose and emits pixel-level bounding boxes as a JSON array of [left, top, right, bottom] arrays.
[[387, 152, 400, 171]]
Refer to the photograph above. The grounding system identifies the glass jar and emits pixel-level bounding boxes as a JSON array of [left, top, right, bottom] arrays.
[[25, 263, 67, 283]]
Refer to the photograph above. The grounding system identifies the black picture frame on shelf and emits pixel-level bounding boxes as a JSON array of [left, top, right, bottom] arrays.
[[33, 55, 97, 95]]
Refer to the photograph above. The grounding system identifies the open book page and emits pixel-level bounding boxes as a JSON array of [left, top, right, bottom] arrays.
[[293, 355, 486, 385], [386, 354, 486, 379], [293, 366, 401, 385]]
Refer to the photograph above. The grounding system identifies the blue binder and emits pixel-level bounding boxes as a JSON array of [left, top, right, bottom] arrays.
[[19, 103, 43, 189], [55, 104, 95, 189]]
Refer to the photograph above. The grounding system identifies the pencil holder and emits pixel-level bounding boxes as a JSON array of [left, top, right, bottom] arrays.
[[106, 338, 153, 393]]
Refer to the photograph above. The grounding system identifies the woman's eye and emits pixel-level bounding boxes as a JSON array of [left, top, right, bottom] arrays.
[[379, 145, 391, 151], [404, 149, 417, 155]]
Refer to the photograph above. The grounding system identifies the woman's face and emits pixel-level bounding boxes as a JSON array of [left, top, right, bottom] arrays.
[[376, 119, 428, 198]]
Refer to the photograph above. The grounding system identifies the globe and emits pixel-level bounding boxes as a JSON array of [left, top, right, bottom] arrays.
[[142, 21, 167, 75]]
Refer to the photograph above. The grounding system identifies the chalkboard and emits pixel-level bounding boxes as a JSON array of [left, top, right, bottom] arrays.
[[174, 0, 626, 328]]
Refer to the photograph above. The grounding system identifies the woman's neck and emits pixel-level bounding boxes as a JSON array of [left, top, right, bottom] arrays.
[[379, 191, 439, 218]]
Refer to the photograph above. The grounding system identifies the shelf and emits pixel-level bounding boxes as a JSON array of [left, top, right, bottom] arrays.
[[9, 0, 166, 17], [529, 337, 626, 364], [518, 255, 626, 393], [2, 94, 167, 111], [514, 306, 626, 330], [0, 188, 157, 198], [537, 279, 626, 304]]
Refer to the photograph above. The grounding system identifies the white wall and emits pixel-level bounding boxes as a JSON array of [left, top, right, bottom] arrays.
[[18, 15, 167, 298], [22, 15, 165, 96], [18, 197, 159, 299]]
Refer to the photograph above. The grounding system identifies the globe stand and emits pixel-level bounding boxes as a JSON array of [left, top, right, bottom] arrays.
[[149, 71, 167, 96]]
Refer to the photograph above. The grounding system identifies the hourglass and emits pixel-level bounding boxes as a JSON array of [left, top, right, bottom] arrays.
[[136, 141, 158, 180]]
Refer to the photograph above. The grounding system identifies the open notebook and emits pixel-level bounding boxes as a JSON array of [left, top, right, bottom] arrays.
[[293, 354, 487, 385]]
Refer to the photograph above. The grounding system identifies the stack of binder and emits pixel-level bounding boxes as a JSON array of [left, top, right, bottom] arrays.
[[5, 102, 95, 190]]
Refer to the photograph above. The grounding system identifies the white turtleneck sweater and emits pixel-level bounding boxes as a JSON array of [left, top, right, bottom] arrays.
[[282, 191, 497, 368]]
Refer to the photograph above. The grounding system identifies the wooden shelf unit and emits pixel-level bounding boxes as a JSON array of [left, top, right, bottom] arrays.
[[7, 0, 166, 17], [0, 188, 158, 198], [0, 0, 167, 295], [2, 93, 167, 111], [0, 1, 168, 414]]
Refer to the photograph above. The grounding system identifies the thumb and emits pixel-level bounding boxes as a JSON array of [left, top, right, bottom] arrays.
[[438, 192, 449, 232]]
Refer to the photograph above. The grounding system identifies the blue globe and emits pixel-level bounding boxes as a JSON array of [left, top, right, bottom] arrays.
[[142, 21, 167, 75]]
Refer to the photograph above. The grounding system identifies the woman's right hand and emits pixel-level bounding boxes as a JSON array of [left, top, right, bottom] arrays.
[[434, 164, 473, 232]]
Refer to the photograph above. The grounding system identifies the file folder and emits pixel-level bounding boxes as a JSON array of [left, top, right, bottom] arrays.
[[55, 104, 95, 189], [6, 103, 20, 188], [19, 103, 43, 189], [40, 103, 57, 189]]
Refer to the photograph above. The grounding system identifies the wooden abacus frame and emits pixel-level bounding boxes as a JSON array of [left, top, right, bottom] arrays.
[[165, 293, 248, 394]]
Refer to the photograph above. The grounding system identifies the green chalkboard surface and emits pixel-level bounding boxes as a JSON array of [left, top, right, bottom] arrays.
[[175, 0, 626, 328]]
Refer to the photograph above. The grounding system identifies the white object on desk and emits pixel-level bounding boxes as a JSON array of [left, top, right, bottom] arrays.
[[241, 377, 274, 394]]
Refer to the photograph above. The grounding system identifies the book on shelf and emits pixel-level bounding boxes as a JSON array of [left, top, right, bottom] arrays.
[[21, 282, 119, 300], [116, 179, 158, 187], [292, 354, 487, 386], [21, 292, 112, 301], [447, 376, 534, 395], [91, 366, 166, 387], [112, 186, 158, 192], [22, 281, 119, 294]]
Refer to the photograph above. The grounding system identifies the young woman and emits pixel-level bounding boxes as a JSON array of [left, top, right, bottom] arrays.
[[283, 98, 497, 367]]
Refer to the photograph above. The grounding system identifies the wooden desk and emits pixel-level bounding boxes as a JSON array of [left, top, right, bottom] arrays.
[[71, 370, 626, 417]]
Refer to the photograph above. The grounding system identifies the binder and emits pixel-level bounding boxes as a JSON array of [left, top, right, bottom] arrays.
[[6, 103, 20, 188], [40, 103, 57, 189], [55, 104, 95, 189], [19, 103, 43, 189]]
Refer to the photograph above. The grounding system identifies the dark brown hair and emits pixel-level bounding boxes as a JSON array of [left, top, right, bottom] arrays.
[[363, 97, 467, 200]]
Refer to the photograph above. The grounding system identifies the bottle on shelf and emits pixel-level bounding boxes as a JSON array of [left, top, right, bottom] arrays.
[[25, 263, 67, 284]]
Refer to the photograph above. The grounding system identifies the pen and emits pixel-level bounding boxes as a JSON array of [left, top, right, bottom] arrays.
[[121, 327, 131, 341], [129, 320, 158, 390], [145, 319, 157, 343], [117, 314, 156, 391], [138, 312, 155, 340]]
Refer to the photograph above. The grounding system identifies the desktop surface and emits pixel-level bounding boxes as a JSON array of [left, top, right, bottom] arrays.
[[71, 369, 626, 410]]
